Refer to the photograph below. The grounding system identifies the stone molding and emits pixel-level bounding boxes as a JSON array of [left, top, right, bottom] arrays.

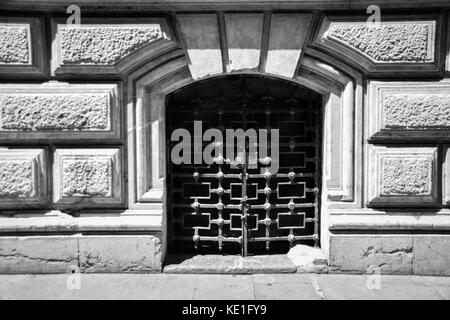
[[2, 0, 449, 11], [367, 146, 439, 207], [0, 83, 120, 141], [443, 145, 450, 206], [447, 12, 450, 73], [299, 48, 363, 206], [0, 148, 48, 209], [127, 51, 191, 208], [368, 81, 450, 141], [53, 148, 124, 209], [328, 212, 450, 231], [0, 212, 162, 233]]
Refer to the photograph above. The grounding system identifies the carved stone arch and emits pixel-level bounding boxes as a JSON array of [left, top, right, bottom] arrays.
[[122, 39, 364, 257]]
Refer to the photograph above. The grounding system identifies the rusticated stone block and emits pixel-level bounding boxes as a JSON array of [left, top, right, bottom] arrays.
[[52, 18, 176, 76], [329, 235, 413, 274], [314, 17, 439, 74], [0, 23, 31, 64], [0, 148, 48, 209], [0, 236, 78, 273], [53, 148, 123, 208], [79, 235, 162, 273], [0, 160, 34, 197], [1, 94, 108, 131], [0, 17, 47, 78], [384, 94, 450, 128], [62, 158, 112, 197], [382, 158, 432, 195], [367, 146, 438, 207], [326, 21, 435, 63], [368, 81, 450, 140], [58, 24, 168, 65], [0, 83, 119, 140]]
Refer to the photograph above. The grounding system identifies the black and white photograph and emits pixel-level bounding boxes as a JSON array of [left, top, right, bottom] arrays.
[[0, 0, 449, 305]]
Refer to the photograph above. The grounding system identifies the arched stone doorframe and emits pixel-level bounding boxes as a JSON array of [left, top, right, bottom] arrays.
[[124, 40, 364, 259]]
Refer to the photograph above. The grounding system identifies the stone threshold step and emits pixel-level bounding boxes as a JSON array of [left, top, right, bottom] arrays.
[[163, 246, 328, 274], [164, 254, 297, 274]]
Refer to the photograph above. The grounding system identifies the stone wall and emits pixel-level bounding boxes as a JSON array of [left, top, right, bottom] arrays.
[[329, 235, 450, 276], [0, 235, 162, 273], [0, 2, 450, 274]]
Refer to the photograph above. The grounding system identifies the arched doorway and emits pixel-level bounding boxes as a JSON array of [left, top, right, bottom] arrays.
[[166, 75, 322, 255]]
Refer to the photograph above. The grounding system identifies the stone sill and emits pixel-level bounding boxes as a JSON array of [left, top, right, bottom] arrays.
[[329, 213, 450, 231], [0, 211, 162, 234]]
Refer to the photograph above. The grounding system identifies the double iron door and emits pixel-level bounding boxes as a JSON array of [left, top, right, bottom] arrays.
[[167, 78, 321, 255]]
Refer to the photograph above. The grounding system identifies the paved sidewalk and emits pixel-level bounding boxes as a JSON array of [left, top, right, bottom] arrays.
[[0, 273, 448, 300]]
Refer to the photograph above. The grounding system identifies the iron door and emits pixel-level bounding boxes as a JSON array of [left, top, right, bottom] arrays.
[[167, 76, 321, 255]]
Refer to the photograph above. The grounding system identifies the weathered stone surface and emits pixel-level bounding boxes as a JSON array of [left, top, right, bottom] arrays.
[[414, 236, 450, 276], [0, 83, 118, 139], [0, 236, 78, 274], [194, 274, 256, 300], [0, 235, 163, 274], [177, 14, 223, 79], [225, 13, 263, 71], [368, 81, 450, 138], [287, 245, 328, 273], [253, 278, 323, 300], [0, 93, 110, 131], [329, 235, 414, 274], [314, 273, 446, 299], [62, 158, 112, 197], [0, 148, 47, 208], [367, 146, 438, 206], [0, 159, 35, 197], [59, 25, 168, 65], [0, 24, 30, 64], [383, 94, 450, 129], [53, 148, 123, 207], [266, 13, 312, 77], [164, 254, 297, 274], [326, 21, 435, 63], [381, 158, 432, 195], [79, 235, 162, 273]]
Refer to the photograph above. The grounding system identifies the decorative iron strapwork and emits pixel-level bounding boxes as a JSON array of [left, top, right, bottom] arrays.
[[168, 77, 321, 255]]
